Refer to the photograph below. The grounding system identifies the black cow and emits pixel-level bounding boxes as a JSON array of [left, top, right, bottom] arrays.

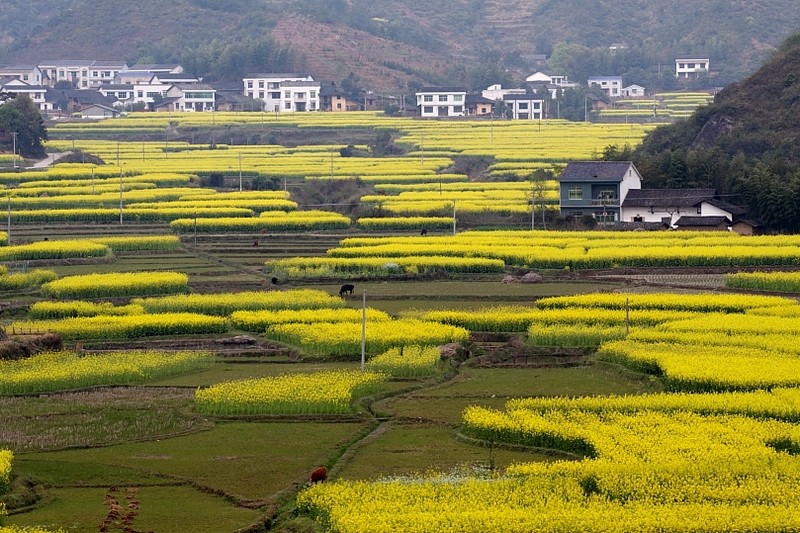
[[339, 284, 355, 297], [420, 228, 428, 236], [271, 277, 279, 285]]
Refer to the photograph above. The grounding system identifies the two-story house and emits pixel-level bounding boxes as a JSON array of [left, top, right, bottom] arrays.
[[243, 73, 314, 112], [675, 58, 710, 79], [278, 80, 321, 112], [0, 65, 44, 86], [558, 161, 643, 225], [502, 94, 544, 120], [416, 87, 467, 117], [0, 77, 50, 111], [319, 81, 348, 112], [587, 76, 623, 97], [163, 84, 217, 112]]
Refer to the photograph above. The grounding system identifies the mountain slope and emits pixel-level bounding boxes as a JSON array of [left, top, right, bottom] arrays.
[[631, 33, 800, 231], [2, 0, 800, 92]]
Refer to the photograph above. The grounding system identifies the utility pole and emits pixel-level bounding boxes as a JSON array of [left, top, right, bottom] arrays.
[[238, 153, 243, 192], [11, 132, 18, 169]]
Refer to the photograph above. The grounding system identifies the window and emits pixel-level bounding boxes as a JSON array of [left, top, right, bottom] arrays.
[[453, 106, 463, 113], [102, 71, 111, 77], [310, 102, 316, 110], [310, 91, 316, 99], [519, 113, 529, 119], [284, 102, 291, 109], [423, 95, 433, 102], [137, 91, 144, 98], [295, 92, 305, 99], [632, 216, 643, 222], [533, 102, 541, 109], [595, 212, 616, 223], [453, 94, 463, 102], [519, 102, 529, 110], [248, 92, 254, 98], [438, 94, 448, 102], [92, 71, 99, 77], [423, 106, 434, 114], [284, 91, 291, 98], [146, 92, 160, 98], [268, 82, 279, 89], [119, 92, 127, 98], [568, 185, 583, 200], [247, 81, 253, 88], [336, 103, 342, 109], [258, 81, 264, 88], [259, 91, 264, 98], [270, 92, 280, 99]]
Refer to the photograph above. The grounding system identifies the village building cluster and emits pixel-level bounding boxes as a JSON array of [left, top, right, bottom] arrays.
[[0, 57, 711, 119]]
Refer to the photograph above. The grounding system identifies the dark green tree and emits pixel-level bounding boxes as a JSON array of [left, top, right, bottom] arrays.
[[0, 94, 47, 158]]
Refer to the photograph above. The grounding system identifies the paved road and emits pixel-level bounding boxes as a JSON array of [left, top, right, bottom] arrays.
[[29, 151, 73, 169]]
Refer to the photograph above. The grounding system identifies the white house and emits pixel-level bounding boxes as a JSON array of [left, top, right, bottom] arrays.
[[502, 94, 544, 120], [416, 87, 467, 117], [0, 65, 43, 86], [243, 73, 314, 112], [482, 84, 525, 101], [37, 60, 127, 88], [87, 60, 128, 87], [621, 84, 646, 98], [127, 63, 184, 75], [0, 78, 49, 111], [620, 189, 747, 228], [675, 58, 710, 78], [98, 84, 134, 107], [164, 84, 217, 112], [587, 76, 623, 97], [132, 81, 171, 107], [277, 80, 320, 112], [525, 71, 575, 88]]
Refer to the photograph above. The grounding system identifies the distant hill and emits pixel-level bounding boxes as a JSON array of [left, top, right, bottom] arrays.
[[2, 0, 800, 93], [631, 33, 800, 232]]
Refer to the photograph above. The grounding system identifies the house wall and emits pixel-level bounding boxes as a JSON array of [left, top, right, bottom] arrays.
[[676, 59, 710, 78], [619, 167, 643, 202], [243, 75, 313, 112], [587, 77, 623, 97], [699, 202, 733, 218], [416, 92, 466, 117]]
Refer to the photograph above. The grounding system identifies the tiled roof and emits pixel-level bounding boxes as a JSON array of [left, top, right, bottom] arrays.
[[674, 215, 730, 227], [418, 87, 467, 93], [704, 198, 748, 217], [465, 94, 493, 104], [503, 94, 543, 101], [622, 188, 715, 208], [280, 80, 320, 88], [559, 161, 637, 182], [244, 73, 311, 79]]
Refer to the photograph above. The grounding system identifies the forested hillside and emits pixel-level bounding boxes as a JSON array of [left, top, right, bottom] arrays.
[[1, 0, 799, 93], [631, 33, 800, 232]]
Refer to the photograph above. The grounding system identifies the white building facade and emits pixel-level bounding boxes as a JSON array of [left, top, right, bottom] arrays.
[[243, 73, 314, 112], [675, 58, 710, 78], [587, 76, 623, 97], [416, 87, 467, 117], [502, 94, 544, 120]]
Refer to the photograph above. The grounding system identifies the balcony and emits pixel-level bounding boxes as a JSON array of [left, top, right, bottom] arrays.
[[591, 197, 619, 207]]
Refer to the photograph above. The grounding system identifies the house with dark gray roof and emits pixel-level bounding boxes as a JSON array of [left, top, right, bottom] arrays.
[[621, 188, 749, 229], [558, 161, 643, 225]]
